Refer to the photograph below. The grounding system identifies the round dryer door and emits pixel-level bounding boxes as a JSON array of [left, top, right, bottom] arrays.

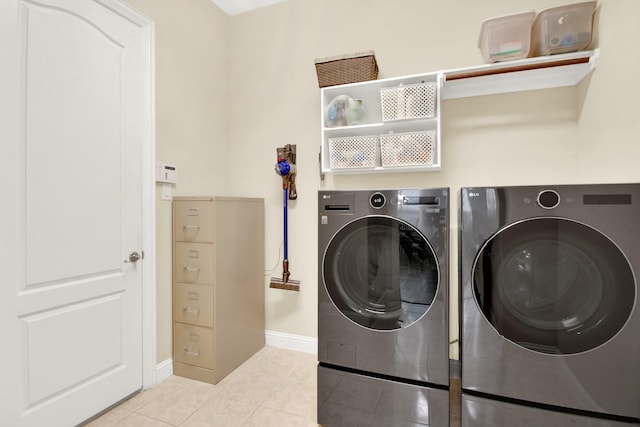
[[323, 215, 439, 331], [473, 217, 635, 355]]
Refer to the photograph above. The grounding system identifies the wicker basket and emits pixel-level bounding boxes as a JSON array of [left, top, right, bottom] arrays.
[[315, 51, 378, 88]]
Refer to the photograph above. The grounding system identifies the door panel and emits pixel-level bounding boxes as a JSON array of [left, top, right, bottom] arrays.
[[2, 0, 153, 425], [25, 1, 129, 285], [25, 294, 123, 404]]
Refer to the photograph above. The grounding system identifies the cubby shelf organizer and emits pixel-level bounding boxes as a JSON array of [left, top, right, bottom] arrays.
[[320, 49, 599, 175]]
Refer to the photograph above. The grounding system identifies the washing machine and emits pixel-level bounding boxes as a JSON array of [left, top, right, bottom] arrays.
[[317, 188, 450, 427], [459, 184, 640, 425]]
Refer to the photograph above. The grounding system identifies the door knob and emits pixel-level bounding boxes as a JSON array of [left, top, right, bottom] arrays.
[[125, 251, 141, 263]]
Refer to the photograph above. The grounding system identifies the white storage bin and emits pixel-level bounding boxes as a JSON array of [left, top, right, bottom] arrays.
[[380, 131, 435, 168], [478, 11, 536, 63], [328, 136, 378, 169], [531, 1, 596, 56], [380, 82, 436, 122]]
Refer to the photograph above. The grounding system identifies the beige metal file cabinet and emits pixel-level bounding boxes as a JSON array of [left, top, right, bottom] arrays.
[[172, 196, 265, 384]]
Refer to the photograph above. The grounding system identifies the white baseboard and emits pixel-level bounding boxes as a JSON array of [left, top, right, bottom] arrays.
[[265, 330, 317, 355], [155, 358, 173, 384]]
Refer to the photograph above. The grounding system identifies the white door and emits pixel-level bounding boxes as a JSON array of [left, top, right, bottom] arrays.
[[0, 0, 154, 425]]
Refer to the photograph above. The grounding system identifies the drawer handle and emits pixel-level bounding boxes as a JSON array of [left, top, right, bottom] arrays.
[[183, 349, 200, 357], [183, 224, 200, 230], [183, 306, 200, 315], [187, 208, 200, 216], [184, 266, 200, 273]]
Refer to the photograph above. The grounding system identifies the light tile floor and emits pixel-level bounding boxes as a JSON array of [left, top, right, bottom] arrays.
[[86, 346, 320, 427]]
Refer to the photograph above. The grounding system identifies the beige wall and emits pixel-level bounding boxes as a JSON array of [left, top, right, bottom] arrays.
[[228, 0, 640, 360], [129, 0, 640, 362], [125, 0, 230, 362]]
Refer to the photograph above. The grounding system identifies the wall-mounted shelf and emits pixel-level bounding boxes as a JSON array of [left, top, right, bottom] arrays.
[[319, 49, 599, 176], [442, 49, 598, 99]]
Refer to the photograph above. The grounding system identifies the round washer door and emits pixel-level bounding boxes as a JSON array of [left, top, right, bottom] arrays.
[[323, 215, 439, 331], [473, 217, 635, 354]]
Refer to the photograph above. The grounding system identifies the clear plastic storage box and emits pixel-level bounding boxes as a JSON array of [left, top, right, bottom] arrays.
[[478, 11, 536, 63], [531, 1, 596, 56]]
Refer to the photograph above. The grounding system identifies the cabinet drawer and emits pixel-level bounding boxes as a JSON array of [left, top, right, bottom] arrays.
[[174, 283, 213, 327], [173, 324, 214, 369], [173, 201, 213, 242], [174, 242, 213, 284]]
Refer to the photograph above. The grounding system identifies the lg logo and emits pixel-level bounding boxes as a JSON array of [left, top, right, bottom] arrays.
[[468, 192, 480, 198]]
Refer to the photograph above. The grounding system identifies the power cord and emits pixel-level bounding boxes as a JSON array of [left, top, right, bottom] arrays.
[[264, 240, 284, 277]]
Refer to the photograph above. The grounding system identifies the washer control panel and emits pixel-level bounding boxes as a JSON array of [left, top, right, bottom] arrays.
[[370, 192, 386, 209]]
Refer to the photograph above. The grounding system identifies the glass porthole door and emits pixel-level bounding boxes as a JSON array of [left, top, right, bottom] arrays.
[[323, 216, 439, 331], [473, 218, 635, 354]]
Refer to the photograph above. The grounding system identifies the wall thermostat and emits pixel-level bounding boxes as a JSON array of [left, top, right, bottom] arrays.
[[156, 162, 177, 184]]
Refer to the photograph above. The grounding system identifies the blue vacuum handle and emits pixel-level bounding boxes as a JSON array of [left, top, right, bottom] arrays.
[[283, 187, 288, 261]]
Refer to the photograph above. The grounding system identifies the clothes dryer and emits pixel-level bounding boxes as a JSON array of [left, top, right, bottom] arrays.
[[460, 184, 640, 425], [318, 188, 450, 427]]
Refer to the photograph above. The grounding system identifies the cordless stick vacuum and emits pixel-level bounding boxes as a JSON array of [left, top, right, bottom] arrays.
[[270, 144, 300, 291]]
